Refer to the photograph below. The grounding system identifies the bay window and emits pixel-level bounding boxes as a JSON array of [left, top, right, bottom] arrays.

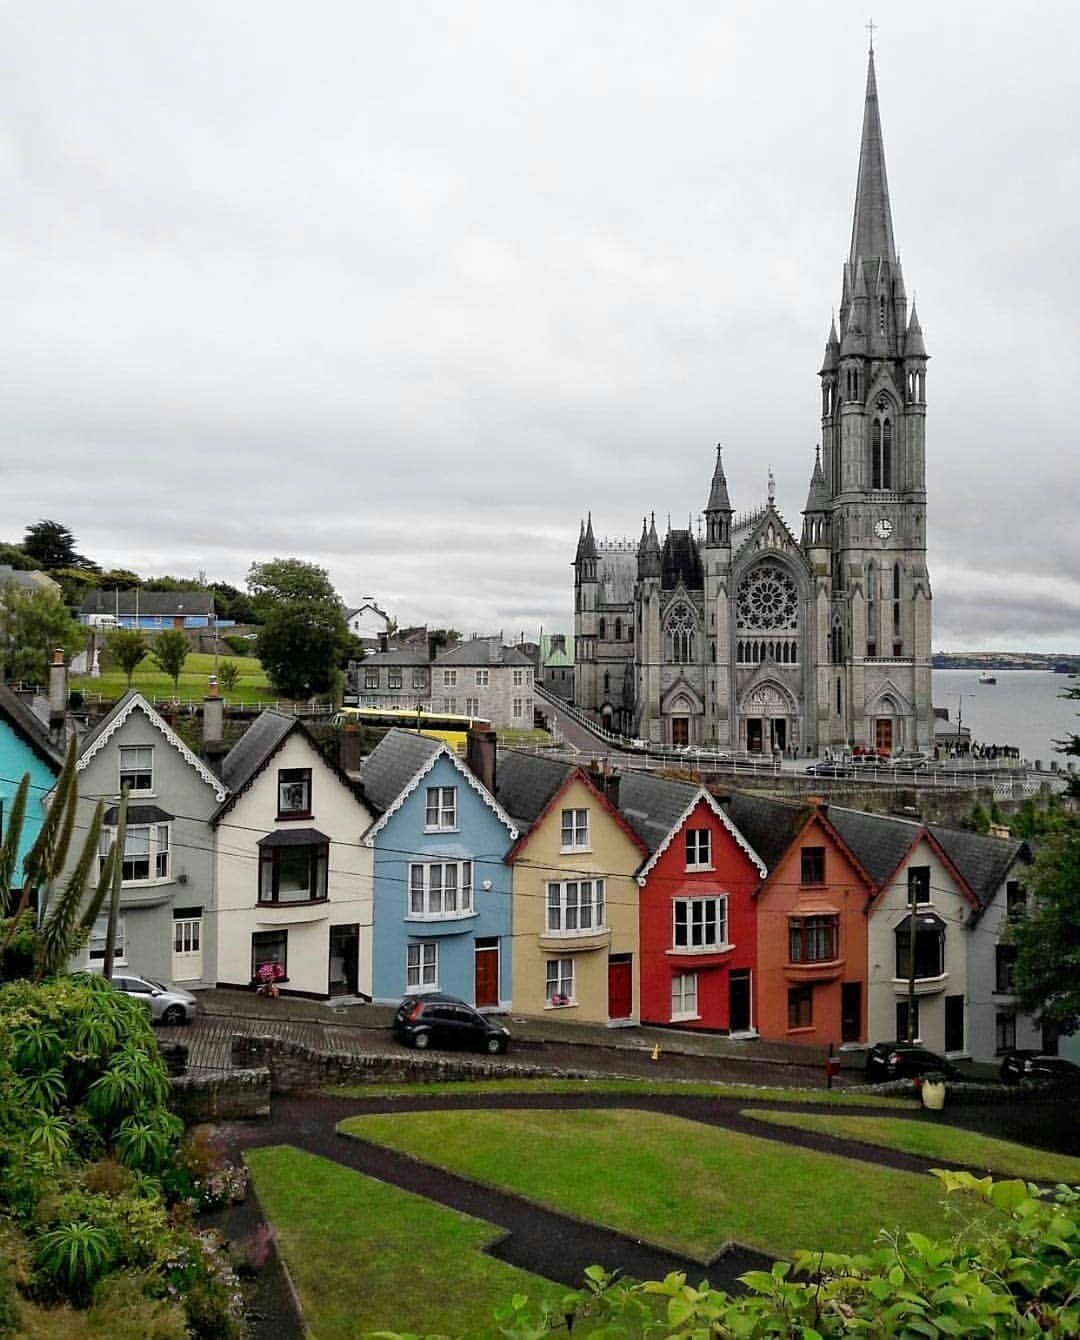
[[546, 879, 605, 934], [673, 895, 727, 950], [788, 915, 839, 963], [258, 838, 329, 903], [99, 823, 170, 884], [408, 861, 474, 918]]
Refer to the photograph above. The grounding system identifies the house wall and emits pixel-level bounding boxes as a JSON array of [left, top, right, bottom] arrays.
[[866, 837, 971, 1054], [754, 815, 870, 1047], [0, 725, 58, 875], [369, 753, 515, 1007], [967, 872, 1041, 1063], [638, 798, 760, 1031], [215, 732, 373, 997], [69, 703, 222, 987], [510, 776, 643, 1023], [432, 663, 534, 728]]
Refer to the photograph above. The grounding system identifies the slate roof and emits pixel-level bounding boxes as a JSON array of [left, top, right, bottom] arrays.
[[724, 793, 811, 871], [928, 825, 1027, 913], [617, 771, 701, 855], [660, 529, 704, 591], [0, 683, 65, 770], [218, 710, 297, 796], [826, 806, 922, 888], [358, 648, 430, 667], [80, 588, 215, 617], [434, 639, 533, 667], [493, 750, 575, 828], [358, 728, 441, 815]]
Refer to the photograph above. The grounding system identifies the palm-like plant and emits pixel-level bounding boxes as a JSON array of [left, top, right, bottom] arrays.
[[14, 1065, 67, 1113], [0, 735, 120, 982], [11, 1019, 63, 1071], [26, 1111, 73, 1164], [34, 1221, 115, 1302], [114, 1113, 181, 1173]]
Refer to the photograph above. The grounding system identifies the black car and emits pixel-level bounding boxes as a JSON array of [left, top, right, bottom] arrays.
[[865, 1041, 960, 1083], [999, 1050, 1080, 1091], [393, 992, 511, 1055]]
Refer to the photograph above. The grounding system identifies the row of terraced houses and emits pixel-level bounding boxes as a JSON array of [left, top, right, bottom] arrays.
[[0, 678, 1041, 1064]]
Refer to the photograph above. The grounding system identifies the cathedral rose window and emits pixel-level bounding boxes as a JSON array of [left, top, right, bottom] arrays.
[[736, 563, 799, 632]]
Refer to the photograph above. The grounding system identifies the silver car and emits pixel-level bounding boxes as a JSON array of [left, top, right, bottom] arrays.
[[110, 974, 197, 1025]]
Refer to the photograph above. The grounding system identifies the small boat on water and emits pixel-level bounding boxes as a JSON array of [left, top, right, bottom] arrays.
[[978, 671, 997, 685]]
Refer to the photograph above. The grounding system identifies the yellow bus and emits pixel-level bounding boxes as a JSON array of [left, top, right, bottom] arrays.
[[335, 706, 490, 753]]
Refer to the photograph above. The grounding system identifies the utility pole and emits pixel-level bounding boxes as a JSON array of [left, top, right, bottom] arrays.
[[953, 693, 970, 758], [906, 870, 917, 1043], [102, 786, 128, 981]]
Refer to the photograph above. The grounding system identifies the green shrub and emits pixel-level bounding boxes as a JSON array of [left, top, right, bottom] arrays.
[[81, 1160, 133, 1198], [222, 635, 251, 657], [88, 1271, 189, 1340], [34, 1221, 116, 1305]]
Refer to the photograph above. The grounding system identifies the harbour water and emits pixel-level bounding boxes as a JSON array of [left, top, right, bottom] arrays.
[[932, 669, 1077, 767]]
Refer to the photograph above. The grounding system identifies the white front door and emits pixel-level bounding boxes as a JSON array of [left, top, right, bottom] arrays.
[[172, 916, 203, 981]]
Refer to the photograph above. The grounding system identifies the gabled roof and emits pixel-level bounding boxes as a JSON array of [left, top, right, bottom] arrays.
[[724, 793, 812, 872], [359, 729, 441, 814], [214, 709, 366, 823], [503, 761, 647, 865], [361, 728, 517, 844], [827, 806, 980, 909], [494, 750, 576, 828], [928, 825, 1028, 915], [618, 772, 766, 882], [75, 691, 227, 801], [434, 639, 532, 667], [80, 588, 215, 617], [359, 648, 430, 667], [0, 683, 65, 771]]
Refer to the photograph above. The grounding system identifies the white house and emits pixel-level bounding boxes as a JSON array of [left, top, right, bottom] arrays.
[[212, 710, 375, 998]]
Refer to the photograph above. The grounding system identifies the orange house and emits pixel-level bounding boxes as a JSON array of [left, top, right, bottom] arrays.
[[728, 795, 875, 1047]]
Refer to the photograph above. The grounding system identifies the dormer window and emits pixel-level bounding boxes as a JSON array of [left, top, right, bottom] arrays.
[[119, 746, 153, 794]]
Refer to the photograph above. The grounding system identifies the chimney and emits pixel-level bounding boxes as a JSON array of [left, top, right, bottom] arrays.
[[586, 762, 620, 809], [48, 647, 67, 742], [378, 631, 389, 653], [465, 727, 497, 796], [202, 676, 225, 761]]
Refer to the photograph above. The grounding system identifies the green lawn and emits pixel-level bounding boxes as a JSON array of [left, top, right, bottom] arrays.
[[340, 1108, 970, 1260], [327, 1076, 912, 1107], [72, 650, 277, 705], [743, 1110, 1080, 1185], [246, 1146, 564, 1338], [496, 727, 553, 747]]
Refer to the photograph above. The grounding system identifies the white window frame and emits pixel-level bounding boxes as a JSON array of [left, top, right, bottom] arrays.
[[513, 668, 524, 687], [672, 895, 728, 952], [512, 697, 523, 719], [545, 957, 575, 1006], [118, 745, 154, 794], [100, 823, 171, 885], [442, 669, 457, 688], [424, 786, 457, 832], [475, 669, 489, 687], [546, 879, 605, 934], [465, 697, 479, 717], [560, 808, 590, 852], [406, 941, 438, 991], [443, 696, 457, 713], [408, 861, 474, 920], [685, 828, 711, 870], [671, 972, 699, 1021], [89, 913, 127, 966]]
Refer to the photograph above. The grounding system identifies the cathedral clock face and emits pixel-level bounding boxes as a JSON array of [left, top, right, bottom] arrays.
[[874, 518, 893, 540]]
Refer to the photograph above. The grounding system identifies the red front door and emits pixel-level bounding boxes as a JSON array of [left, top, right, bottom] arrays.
[[474, 939, 499, 1008], [608, 955, 633, 1020], [875, 719, 893, 754]]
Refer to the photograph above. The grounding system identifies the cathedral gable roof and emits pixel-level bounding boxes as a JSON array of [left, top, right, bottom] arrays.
[[732, 503, 807, 570]]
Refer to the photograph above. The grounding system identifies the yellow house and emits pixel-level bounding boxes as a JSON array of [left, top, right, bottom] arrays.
[[500, 757, 647, 1023]]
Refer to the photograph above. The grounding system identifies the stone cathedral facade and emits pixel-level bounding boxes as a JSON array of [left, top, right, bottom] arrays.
[[573, 51, 933, 756]]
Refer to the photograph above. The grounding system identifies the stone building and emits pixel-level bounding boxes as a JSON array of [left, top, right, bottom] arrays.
[[573, 49, 933, 756]]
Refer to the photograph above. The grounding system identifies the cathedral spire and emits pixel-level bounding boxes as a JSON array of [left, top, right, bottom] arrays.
[[706, 444, 732, 513], [849, 48, 896, 272]]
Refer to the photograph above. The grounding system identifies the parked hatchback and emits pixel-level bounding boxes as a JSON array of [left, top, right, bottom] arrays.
[[999, 1051, 1080, 1091], [110, 974, 197, 1025], [393, 992, 510, 1054], [865, 1041, 959, 1083]]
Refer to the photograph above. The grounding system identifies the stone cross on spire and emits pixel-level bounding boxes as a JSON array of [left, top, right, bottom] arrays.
[[865, 16, 876, 53]]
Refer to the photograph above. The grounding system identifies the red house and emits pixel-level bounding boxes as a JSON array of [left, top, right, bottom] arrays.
[[619, 774, 766, 1032]]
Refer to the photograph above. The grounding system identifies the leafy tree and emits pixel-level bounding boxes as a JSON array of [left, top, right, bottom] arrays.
[[142, 575, 201, 592], [429, 628, 462, 653], [247, 557, 339, 618], [22, 519, 82, 570], [0, 584, 85, 682], [216, 660, 240, 694], [0, 543, 37, 571], [1053, 680, 1080, 798], [151, 630, 188, 693], [104, 629, 147, 688], [255, 599, 349, 698], [1009, 812, 1080, 1035], [209, 580, 257, 624], [98, 568, 143, 591]]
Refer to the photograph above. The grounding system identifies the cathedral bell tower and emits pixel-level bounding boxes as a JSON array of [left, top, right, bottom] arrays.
[[814, 45, 933, 754]]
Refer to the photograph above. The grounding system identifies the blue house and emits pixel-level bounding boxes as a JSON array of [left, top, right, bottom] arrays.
[[0, 685, 64, 875], [80, 589, 219, 630], [361, 729, 517, 1008]]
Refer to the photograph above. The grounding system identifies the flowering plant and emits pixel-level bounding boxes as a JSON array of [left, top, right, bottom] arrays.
[[255, 961, 285, 997]]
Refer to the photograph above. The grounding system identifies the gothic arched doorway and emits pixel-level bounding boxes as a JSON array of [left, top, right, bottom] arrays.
[[739, 681, 798, 756]]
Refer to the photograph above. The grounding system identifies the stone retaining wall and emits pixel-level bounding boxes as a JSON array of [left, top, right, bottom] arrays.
[[230, 1034, 605, 1092], [170, 1067, 272, 1122]]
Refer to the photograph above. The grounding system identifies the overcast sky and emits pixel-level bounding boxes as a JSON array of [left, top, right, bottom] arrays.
[[1, 2, 1077, 651]]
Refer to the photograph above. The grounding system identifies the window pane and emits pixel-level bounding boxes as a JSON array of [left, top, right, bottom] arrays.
[[276, 849, 313, 902], [410, 866, 424, 914]]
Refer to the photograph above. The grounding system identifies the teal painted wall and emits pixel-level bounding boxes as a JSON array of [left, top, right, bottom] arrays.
[[0, 726, 59, 876]]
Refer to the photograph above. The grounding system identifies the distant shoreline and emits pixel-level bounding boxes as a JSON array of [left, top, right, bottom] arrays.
[[933, 654, 1079, 672]]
